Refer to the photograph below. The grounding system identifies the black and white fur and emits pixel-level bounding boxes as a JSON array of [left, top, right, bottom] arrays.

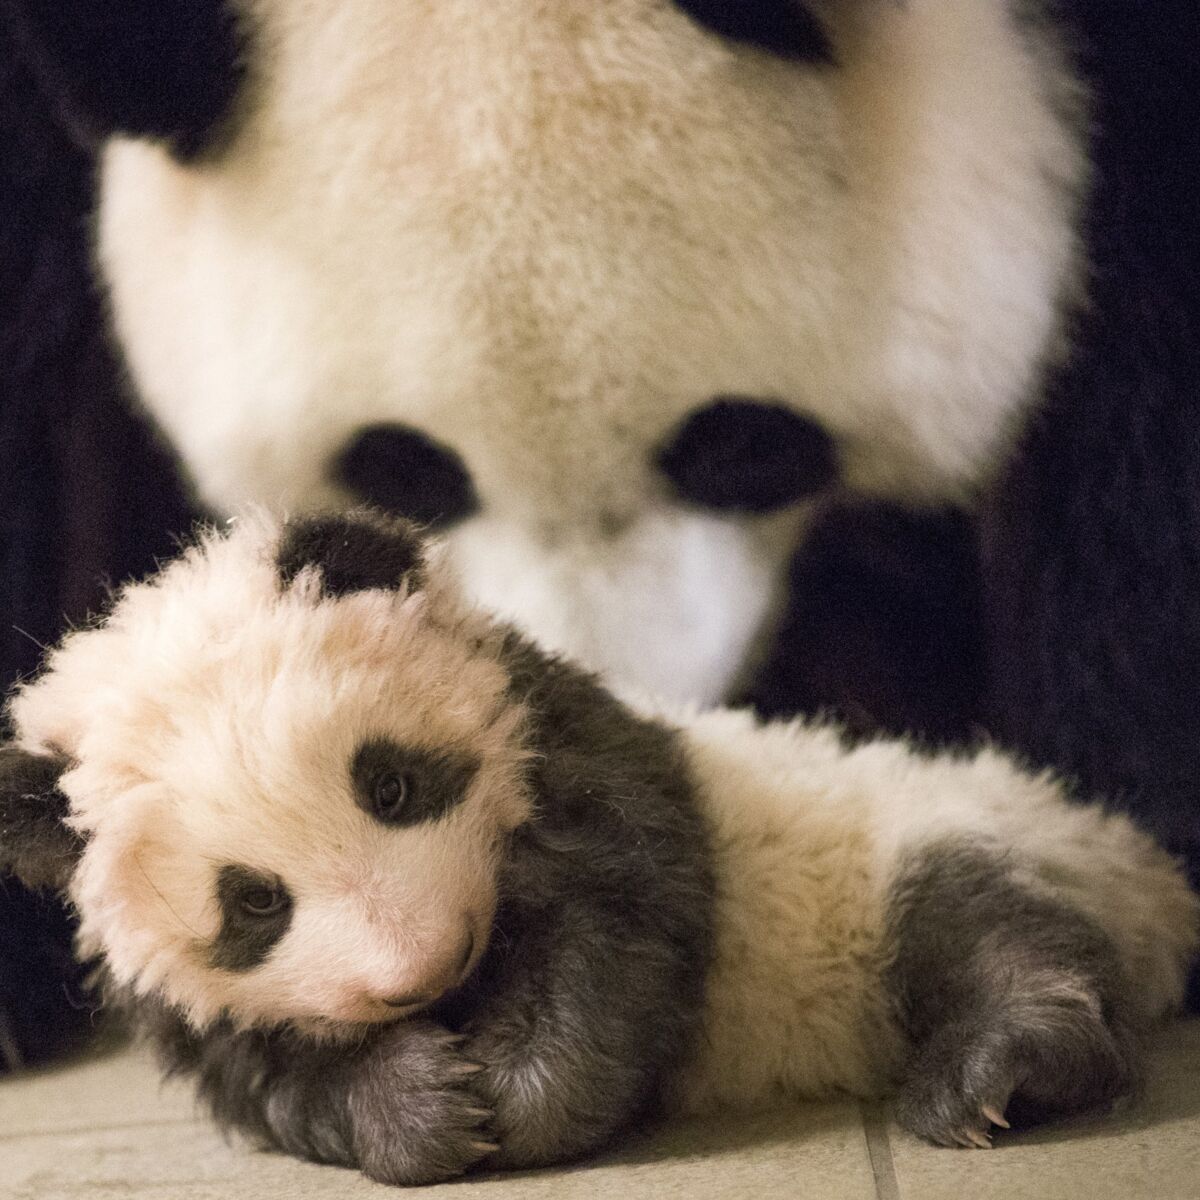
[[2, 0, 1087, 709], [7, 0, 1200, 998], [2, 512, 1194, 1185]]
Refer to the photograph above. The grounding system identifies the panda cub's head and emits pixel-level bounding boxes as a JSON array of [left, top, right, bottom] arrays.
[[5, 512, 531, 1036]]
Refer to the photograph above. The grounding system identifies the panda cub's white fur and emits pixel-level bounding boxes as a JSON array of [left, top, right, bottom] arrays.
[[5, 512, 1195, 1183], [668, 709, 1193, 1110]]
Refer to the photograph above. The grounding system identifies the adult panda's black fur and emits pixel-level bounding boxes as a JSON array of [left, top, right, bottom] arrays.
[[0, 17, 197, 1072], [976, 3, 1200, 1004]]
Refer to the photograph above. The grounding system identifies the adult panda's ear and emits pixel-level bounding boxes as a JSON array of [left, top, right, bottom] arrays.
[[671, 0, 835, 64], [0, 0, 247, 160], [0, 746, 84, 892], [276, 511, 428, 600]]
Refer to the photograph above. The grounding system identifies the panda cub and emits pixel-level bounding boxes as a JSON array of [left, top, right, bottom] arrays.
[[1, 511, 1194, 1186]]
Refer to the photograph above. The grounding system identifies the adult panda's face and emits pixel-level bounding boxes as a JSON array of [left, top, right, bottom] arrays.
[[8, 514, 531, 1035], [85, 0, 1083, 703]]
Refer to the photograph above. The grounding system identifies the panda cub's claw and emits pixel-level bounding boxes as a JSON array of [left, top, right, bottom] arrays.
[[959, 1127, 994, 1150], [981, 1104, 1010, 1130], [893, 1036, 1016, 1151]]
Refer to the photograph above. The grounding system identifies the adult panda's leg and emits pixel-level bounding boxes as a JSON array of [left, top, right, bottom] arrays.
[[740, 500, 984, 743], [886, 840, 1139, 1146], [977, 0, 1200, 1005]]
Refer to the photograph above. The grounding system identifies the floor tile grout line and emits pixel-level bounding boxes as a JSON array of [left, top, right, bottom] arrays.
[[861, 1102, 902, 1200], [0, 1116, 205, 1144]]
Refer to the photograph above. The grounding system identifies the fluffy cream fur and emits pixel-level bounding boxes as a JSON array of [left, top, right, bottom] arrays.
[[95, 0, 1086, 704], [663, 708, 1196, 1111], [10, 514, 531, 1033], [9, 515, 1195, 1112]]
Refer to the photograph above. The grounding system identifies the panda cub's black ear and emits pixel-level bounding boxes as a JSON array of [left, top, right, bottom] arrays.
[[0, 746, 83, 892], [0, 0, 247, 159], [276, 511, 427, 599]]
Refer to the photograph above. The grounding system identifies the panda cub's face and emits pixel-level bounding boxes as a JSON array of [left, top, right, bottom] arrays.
[[8, 514, 531, 1035]]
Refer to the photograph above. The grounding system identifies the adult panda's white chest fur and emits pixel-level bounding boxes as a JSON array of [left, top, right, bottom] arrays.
[[92, 0, 1086, 703]]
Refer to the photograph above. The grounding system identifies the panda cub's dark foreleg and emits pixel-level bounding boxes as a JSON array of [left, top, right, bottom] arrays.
[[143, 1003, 496, 1186], [886, 841, 1139, 1147]]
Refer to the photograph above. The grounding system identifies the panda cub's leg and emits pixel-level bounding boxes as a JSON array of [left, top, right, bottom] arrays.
[[886, 840, 1138, 1146]]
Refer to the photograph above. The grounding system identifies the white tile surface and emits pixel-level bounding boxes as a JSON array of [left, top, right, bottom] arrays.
[[0, 1045, 877, 1199], [2, 1022, 1196, 1199]]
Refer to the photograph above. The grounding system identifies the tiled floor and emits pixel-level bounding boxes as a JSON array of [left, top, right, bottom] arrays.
[[2, 1022, 1196, 1199]]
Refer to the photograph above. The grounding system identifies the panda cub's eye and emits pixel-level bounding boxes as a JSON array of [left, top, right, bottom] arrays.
[[351, 738, 480, 828], [212, 866, 295, 973], [372, 770, 410, 822], [239, 883, 289, 918]]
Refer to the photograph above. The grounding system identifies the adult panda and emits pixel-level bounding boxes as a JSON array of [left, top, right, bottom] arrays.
[[3, 0, 1081, 702], [2, 0, 1198, 989]]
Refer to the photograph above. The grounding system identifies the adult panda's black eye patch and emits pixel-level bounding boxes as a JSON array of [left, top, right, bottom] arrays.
[[656, 397, 839, 513], [351, 739, 479, 829], [276, 511, 425, 598], [211, 866, 293, 972], [671, 1, 835, 64], [333, 424, 479, 531]]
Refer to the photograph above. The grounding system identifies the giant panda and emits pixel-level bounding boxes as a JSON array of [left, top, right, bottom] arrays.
[[5, 0, 1196, 746], [1, 510, 1195, 1186], [2, 0, 1087, 707], [3, 0, 1199, 1045]]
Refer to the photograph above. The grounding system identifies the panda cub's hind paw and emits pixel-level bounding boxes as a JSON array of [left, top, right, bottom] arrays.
[[895, 999, 1135, 1150], [887, 841, 1144, 1150], [893, 1021, 1016, 1149]]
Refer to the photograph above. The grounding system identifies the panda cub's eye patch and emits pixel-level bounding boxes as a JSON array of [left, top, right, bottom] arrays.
[[211, 866, 294, 972], [352, 739, 479, 828]]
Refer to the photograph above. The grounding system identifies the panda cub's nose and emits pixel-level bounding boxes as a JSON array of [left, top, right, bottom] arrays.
[[381, 991, 430, 1009], [377, 930, 476, 1010]]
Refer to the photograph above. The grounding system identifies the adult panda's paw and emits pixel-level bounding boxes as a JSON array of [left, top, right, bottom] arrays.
[[345, 1020, 497, 1186]]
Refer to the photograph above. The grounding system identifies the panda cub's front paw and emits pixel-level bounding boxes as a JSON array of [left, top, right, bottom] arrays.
[[344, 1020, 498, 1186]]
